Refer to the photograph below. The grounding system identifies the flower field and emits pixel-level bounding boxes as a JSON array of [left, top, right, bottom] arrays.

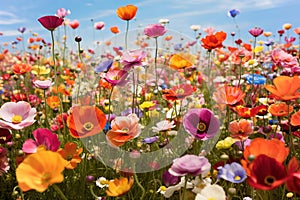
[[1, 4, 300, 200]]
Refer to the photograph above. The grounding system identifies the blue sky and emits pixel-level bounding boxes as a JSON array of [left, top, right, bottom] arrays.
[[1, 0, 300, 51]]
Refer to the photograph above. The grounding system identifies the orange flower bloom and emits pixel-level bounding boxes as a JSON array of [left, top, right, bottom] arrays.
[[294, 27, 300, 35], [163, 83, 196, 101], [229, 119, 253, 140], [58, 142, 83, 170], [241, 138, 289, 175], [201, 31, 227, 51], [291, 110, 300, 126], [16, 150, 68, 192], [47, 96, 60, 109], [169, 53, 194, 70], [106, 177, 134, 197], [116, 5, 138, 21], [12, 63, 32, 74], [268, 102, 293, 117], [213, 85, 245, 106], [110, 26, 120, 34], [265, 76, 300, 101], [67, 105, 106, 138], [233, 105, 260, 118]]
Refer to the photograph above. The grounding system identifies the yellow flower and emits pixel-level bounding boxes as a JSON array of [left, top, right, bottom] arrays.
[[139, 101, 156, 109], [31, 65, 51, 75], [16, 150, 68, 192], [253, 46, 264, 53], [106, 177, 134, 197], [216, 137, 236, 150]]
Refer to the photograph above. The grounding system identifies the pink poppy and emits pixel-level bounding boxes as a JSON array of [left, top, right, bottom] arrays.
[[33, 79, 54, 89], [104, 69, 129, 86], [38, 16, 64, 31], [120, 49, 147, 71], [106, 114, 141, 147], [94, 22, 105, 30], [0, 101, 36, 130], [271, 48, 299, 69], [56, 8, 70, 18], [22, 128, 60, 154], [144, 24, 167, 38], [248, 27, 264, 37]]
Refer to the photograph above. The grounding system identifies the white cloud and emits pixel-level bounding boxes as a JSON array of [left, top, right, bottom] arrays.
[[0, 30, 19, 37], [0, 11, 25, 25]]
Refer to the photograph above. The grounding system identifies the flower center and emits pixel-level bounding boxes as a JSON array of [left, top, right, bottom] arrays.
[[176, 88, 185, 94], [207, 198, 216, 200], [264, 175, 276, 185], [160, 186, 167, 192], [122, 127, 129, 133], [41, 172, 51, 184], [234, 175, 241, 181], [12, 115, 22, 123], [100, 179, 109, 185], [197, 122, 207, 132], [83, 122, 94, 131]]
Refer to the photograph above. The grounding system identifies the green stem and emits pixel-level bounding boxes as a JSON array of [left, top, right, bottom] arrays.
[[50, 30, 58, 93], [52, 184, 68, 200], [154, 37, 159, 91], [89, 185, 99, 199], [133, 173, 145, 200], [125, 20, 129, 50], [108, 86, 114, 126], [181, 177, 188, 200]]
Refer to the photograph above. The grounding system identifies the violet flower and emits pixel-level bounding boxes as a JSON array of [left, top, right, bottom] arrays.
[[22, 128, 60, 154], [217, 162, 247, 183], [169, 154, 211, 177], [162, 170, 180, 187], [227, 9, 240, 18], [183, 108, 220, 140], [248, 27, 264, 37], [144, 24, 167, 38], [94, 60, 113, 73], [142, 136, 159, 144], [18, 27, 26, 33], [120, 49, 147, 71]]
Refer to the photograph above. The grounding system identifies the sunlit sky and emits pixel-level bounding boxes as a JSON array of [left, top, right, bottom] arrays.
[[1, 0, 300, 51]]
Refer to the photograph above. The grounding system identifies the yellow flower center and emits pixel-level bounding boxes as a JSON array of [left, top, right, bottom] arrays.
[[248, 59, 255, 65], [160, 186, 167, 191], [234, 175, 241, 181], [83, 122, 94, 131], [264, 175, 275, 185], [12, 115, 22, 124], [41, 172, 51, 184], [176, 88, 185, 94], [197, 122, 206, 132], [100, 179, 109, 185], [208, 198, 216, 200], [122, 127, 129, 133]]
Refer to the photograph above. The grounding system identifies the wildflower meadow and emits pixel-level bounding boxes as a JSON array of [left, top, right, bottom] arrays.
[[1, 3, 300, 200]]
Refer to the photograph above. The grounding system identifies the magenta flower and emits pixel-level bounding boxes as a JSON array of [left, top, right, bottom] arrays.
[[38, 16, 64, 31], [94, 22, 105, 30], [33, 79, 54, 89], [169, 154, 211, 176], [183, 108, 220, 140], [0, 101, 36, 130], [56, 8, 70, 18], [144, 24, 167, 38], [162, 170, 180, 187], [22, 128, 60, 154], [104, 69, 129, 86], [248, 27, 264, 37], [120, 49, 147, 71], [0, 147, 9, 176]]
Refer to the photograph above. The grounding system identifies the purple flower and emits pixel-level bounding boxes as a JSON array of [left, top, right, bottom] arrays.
[[183, 108, 220, 140], [94, 60, 113, 73], [162, 170, 180, 187], [18, 27, 26, 33], [227, 9, 240, 18], [22, 128, 60, 154], [169, 154, 211, 176], [144, 24, 167, 38], [142, 136, 159, 144], [33, 79, 54, 89], [120, 49, 147, 71], [248, 27, 264, 37], [217, 162, 247, 183]]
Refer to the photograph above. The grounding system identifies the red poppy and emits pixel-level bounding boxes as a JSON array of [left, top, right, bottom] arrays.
[[247, 154, 288, 190], [67, 105, 106, 138], [38, 16, 64, 31], [162, 84, 196, 101], [201, 31, 227, 51], [116, 5, 138, 21], [12, 63, 32, 74], [286, 157, 300, 195]]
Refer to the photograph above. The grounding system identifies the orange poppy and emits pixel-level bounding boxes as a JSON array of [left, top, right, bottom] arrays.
[[46, 96, 60, 109], [116, 5, 138, 21], [233, 105, 260, 118], [268, 102, 293, 117], [57, 142, 83, 170], [201, 31, 227, 51], [67, 105, 106, 138], [291, 111, 300, 126], [16, 150, 68, 192], [165, 35, 173, 41], [169, 53, 194, 70], [162, 83, 196, 101], [110, 26, 120, 34], [229, 119, 253, 140], [106, 177, 134, 197], [265, 76, 300, 101], [12, 63, 32, 75], [213, 85, 245, 106], [241, 138, 289, 175]]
